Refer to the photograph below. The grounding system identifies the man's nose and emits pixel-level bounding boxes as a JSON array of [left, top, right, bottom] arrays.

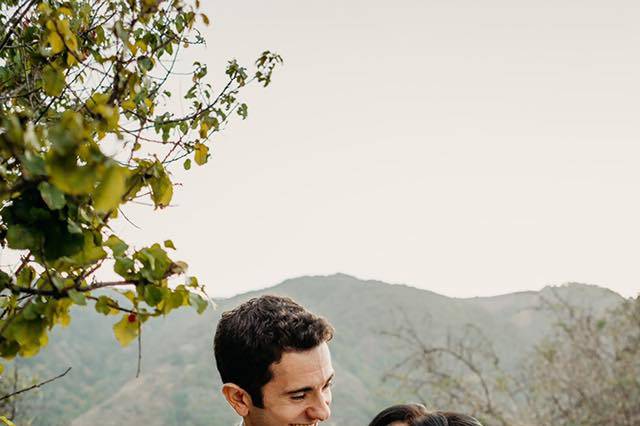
[[307, 394, 331, 421]]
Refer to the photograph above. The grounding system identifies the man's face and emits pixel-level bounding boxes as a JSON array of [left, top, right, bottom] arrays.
[[245, 342, 334, 426]]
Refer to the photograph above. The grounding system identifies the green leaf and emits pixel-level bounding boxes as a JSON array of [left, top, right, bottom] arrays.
[[0, 415, 16, 426], [59, 232, 106, 266], [47, 157, 97, 195], [6, 224, 42, 250], [42, 221, 85, 260], [137, 56, 153, 72], [189, 292, 209, 314], [0, 270, 11, 288], [113, 314, 138, 347], [38, 182, 66, 210], [16, 266, 35, 288], [237, 103, 248, 119], [149, 165, 173, 208], [95, 296, 119, 315], [54, 299, 73, 327], [183, 158, 191, 170], [51, 275, 65, 290], [8, 317, 47, 357], [22, 302, 42, 320], [134, 244, 172, 282], [114, 257, 135, 278], [144, 285, 163, 307], [48, 111, 85, 155], [93, 164, 130, 213], [67, 289, 86, 305], [22, 151, 46, 176], [164, 240, 176, 250], [105, 235, 128, 256], [185, 276, 199, 288], [42, 65, 65, 96], [114, 20, 128, 42], [67, 218, 83, 234]]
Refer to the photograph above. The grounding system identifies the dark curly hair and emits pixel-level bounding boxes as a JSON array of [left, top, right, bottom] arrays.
[[369, 404, 483, 426], [214, 295, 334, 408]]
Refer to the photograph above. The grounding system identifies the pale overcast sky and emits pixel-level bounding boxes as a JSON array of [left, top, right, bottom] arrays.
[[115, 0, 640, 298]]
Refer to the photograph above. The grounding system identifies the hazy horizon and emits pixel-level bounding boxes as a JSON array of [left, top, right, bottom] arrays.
[[5, 0, 636, 299]]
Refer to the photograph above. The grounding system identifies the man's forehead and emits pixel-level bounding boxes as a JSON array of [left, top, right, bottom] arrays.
[[269, 343, 333, 386]]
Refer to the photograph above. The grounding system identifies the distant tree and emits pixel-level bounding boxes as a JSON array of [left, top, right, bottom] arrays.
[[0, 364, 56, 424], [0, 0, 281, 385], [385, 292, 640, 426], [0, 367, 31, 424], [522, 293, 640, 425], [383, 320, 519, 426]]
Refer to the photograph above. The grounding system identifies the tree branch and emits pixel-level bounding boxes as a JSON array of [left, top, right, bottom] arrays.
[[0, 0, 39, 54], [0, 367, 71, 402]]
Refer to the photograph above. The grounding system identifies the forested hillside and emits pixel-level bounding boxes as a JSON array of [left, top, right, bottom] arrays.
[[13, 274, 623, 425]]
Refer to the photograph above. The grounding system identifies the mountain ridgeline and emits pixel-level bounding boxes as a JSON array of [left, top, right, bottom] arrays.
[[15, 274, 624, 425]]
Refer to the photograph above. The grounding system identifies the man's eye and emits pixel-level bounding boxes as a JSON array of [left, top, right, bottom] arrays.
[[291, 393, 305, 400], [323, 380, 333, 390]]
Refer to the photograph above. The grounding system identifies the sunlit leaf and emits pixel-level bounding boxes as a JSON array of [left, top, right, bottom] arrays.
[[47, 155, 97, 195], [47, 28, 65, 54], [113, 314, 139, 347], [93, 164, 130, 213], [105, 235, 128, 256], [0, 415, 16, 425], [149, 165, 173, 208], [194, 143, 209, 165]]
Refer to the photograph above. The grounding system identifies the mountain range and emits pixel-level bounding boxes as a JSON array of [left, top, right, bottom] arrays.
[[14, 273, 625, 425]]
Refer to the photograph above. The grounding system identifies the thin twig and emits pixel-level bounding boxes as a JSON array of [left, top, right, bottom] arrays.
[[85, 295, 137, 314], [136, 320, 142, 378], [118, 208, 141, 230], [0, 367, 72, 402]]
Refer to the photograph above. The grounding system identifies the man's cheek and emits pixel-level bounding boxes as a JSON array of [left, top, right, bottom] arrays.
[[273, 403, 303, 423]]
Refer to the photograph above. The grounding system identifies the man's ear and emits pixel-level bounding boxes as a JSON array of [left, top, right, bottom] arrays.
[[221, 383, 253, 417]]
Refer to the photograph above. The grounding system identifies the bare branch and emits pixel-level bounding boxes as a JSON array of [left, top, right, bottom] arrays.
[[0, 367, 71, 402]]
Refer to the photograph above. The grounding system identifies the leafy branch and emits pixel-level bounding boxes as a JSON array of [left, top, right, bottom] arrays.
[[0, 0, 281, 371]]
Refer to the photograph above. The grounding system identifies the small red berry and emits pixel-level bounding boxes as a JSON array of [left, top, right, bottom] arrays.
[[127, 313, 137, 323]]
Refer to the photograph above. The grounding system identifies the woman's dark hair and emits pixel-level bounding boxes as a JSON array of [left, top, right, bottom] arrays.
[[368, 404, 429, 426], [369, 404, 483, 426], [414, 412, 483, 426], [213, 295, 334, 408]]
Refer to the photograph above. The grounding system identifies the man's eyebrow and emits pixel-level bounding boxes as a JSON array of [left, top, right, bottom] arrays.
[[284, 373, 335, 395]]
